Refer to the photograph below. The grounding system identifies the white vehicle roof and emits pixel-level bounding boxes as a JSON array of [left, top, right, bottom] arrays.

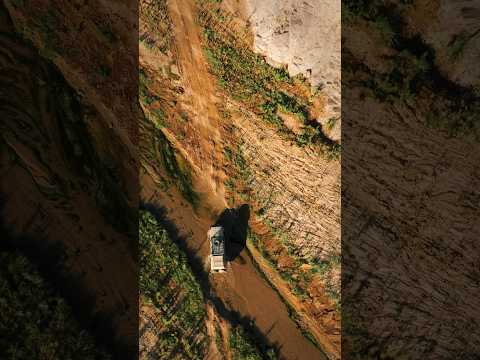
[[209, 226, 225, 256]]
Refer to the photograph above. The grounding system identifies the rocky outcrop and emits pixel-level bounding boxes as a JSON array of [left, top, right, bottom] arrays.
[[244, 0, 341, 127]]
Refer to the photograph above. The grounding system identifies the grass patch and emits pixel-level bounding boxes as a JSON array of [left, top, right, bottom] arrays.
[[140, 211, 207, 359], [140, 111, 199, 207], [140, 0, 173, 54], [343, 2, 480, 139], [214, 324, 226, 359], [159, 134, 199, 207], [229, 325, 276, 360], [198, 6, 340, 157], [0, 250, 111, 359], [245, 235, 324, 352], [139, 68, 199, 207], [139, 69, 161, 106], [151, 108, 166, 129]]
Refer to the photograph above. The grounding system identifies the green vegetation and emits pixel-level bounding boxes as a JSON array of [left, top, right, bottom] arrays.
[[223, 139, 340, 307], [248, 231, 309, 301], [198, 6, 340, 157], [29, 9, 62, 60], [249, 226, 340, 309], [0, 250, 111, 359], [222, 142, 252, 206], [342, 0, 403, 23], [160, 137, 199, 207], [139, 69, 161, 106], [229, 325, 268, 360], [140, 211, 207, 359], [99, 64, 111, 78], [214, 324, 226, 360], [140, 113, 199, 207], [343, 1, 480, 139], [139, 68, 169, 130], [245, 233, 324, 351], [9, 0, 25, 8], [326, 117, 338, 131], [361, 48, 431, 103], [140, 68, 199, 207], [96, 23, 117, 45], [140, 0, 172, 54]]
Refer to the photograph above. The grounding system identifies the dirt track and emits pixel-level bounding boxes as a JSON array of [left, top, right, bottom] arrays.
[[168, 0, 227, 208], [141, 174, 326, 360], [140, 0, 334, 358]]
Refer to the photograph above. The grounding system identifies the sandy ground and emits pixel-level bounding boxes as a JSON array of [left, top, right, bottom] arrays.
[[168, 0, 227, 209]]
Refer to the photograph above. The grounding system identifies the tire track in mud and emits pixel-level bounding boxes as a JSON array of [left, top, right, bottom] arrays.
[[167, 0, 226, 208], [141, 173, 326, 360]]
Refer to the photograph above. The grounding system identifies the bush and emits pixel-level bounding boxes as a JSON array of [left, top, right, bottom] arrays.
[[0, 250, 111, 359], [140, 211, 207, 358], [229, 326, 263, 360], [198, 8, 340, 154]]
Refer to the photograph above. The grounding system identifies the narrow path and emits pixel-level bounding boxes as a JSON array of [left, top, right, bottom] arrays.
[[168, 0, 226, 208], [141, 175, 327, 360], [205, 303, 223, 360]]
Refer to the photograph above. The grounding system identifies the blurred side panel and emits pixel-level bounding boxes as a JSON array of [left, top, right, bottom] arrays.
[[342, 1, 480, 359], [0, 0, 138, 358]]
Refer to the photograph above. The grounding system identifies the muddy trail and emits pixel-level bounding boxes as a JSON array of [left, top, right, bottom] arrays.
[[140, 0, 330, 358], [141, 175, 326, 360]]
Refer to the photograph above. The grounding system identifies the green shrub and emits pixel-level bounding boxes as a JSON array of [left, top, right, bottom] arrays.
[[140, 211, 207, 358], [198, 9, 340, 154], [0, 250, 111, 359], [229, 326, 263, 360]]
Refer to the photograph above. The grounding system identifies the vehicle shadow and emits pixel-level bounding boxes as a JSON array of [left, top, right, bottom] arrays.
[[213, 204, 250, 262], [140, 202, 282, 358]]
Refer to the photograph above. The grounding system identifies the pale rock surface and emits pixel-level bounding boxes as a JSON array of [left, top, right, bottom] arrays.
[[244, 0, 341, 124]]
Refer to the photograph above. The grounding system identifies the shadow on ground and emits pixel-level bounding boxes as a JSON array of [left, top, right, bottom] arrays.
[[213, 204, 250, 262], [0, 199, 132, 359], [140, 202, 282, 359]]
